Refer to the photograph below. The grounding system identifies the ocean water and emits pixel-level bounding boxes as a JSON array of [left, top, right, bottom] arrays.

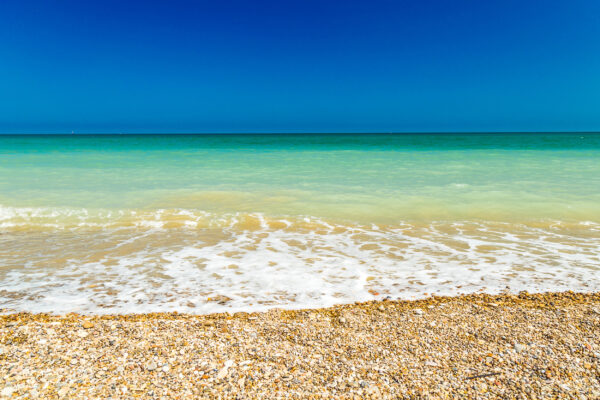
[[1, 133, 599, 313]]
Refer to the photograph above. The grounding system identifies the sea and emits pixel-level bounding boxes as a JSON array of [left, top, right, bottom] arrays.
[[1, 133, 599, 314]]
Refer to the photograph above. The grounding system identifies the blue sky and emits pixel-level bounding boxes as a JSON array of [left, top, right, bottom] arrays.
[[1, 0, 599, 133]]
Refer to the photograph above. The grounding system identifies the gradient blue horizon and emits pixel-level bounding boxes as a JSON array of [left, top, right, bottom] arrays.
[[1, 0, 599, 134]]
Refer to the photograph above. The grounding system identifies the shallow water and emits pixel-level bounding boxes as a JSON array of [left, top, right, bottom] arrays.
[[1, 133, 599, 313]]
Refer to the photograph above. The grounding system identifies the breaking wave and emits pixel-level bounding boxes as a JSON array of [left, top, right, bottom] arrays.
[[1, 205, 599, 314]]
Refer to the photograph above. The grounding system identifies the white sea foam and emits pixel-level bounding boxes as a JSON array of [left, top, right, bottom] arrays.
[[0, 205, 599, 314]]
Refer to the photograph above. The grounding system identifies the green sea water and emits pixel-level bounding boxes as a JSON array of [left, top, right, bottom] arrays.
[[1, 133, 599, 313], [2, 133, 600, 222]]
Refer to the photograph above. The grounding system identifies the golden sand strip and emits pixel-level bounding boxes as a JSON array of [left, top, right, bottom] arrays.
[[1, 292, 599, 399]]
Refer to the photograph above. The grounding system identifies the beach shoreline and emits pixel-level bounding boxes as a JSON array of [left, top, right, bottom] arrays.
[[2, 291, 599, 398]]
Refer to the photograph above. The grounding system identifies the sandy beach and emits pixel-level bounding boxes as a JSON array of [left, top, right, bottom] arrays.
[[1, 291, 599, 399]]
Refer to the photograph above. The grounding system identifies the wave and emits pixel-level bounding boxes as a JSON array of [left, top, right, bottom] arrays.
[[1, 205, 599, 314], [2, 204, 600, 231]]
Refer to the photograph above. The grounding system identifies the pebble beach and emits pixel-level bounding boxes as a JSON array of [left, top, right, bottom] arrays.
[[1, 291, 599, 399], [3, 0, 600, 397]]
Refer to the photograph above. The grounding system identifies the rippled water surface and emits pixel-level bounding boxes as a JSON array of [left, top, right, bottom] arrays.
[[1, 133, 599, 313]]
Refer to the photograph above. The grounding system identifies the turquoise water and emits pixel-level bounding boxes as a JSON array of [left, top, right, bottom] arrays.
[[2, 133, 600, 222], [1, 133, 599, 313]]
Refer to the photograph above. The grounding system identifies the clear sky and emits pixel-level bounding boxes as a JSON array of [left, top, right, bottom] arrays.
[[1, 0, 599, 133]]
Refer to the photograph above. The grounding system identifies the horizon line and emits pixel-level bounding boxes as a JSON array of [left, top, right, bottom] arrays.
[[1, 131, 600, 135]]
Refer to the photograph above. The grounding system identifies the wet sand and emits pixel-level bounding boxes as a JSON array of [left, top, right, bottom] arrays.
[[1, 291, 600, 399]]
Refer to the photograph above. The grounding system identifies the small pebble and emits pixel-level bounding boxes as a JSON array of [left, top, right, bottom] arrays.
[[514, 343, 525, 353], [146, 362, 157, 371], [1, 387, 15, 398]]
